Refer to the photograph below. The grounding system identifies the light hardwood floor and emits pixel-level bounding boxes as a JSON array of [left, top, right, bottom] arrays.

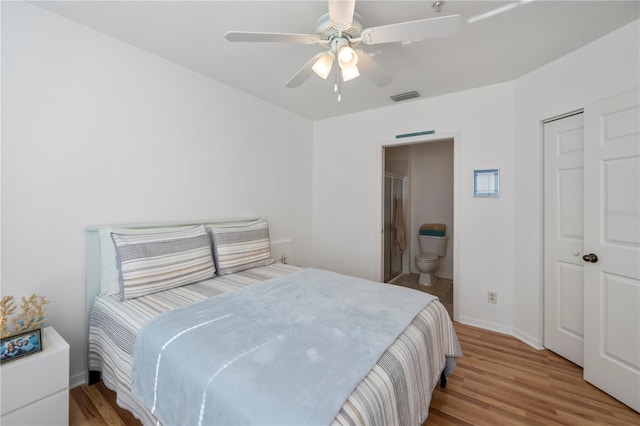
[[428, 324, 638, 425], [69, 322, 639, 425]]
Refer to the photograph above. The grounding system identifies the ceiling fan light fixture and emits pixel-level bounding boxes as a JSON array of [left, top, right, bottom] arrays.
[[341, 64, 360, 82], [312, 52, 335, 79], [226, 0, 462, 99], [337, 45, 358, 69]]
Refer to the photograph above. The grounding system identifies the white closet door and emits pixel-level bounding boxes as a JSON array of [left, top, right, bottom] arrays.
[[583, 88, 640, 412], [544, 112, 585, 367]]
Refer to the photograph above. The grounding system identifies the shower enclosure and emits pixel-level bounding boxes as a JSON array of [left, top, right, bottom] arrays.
[[383, 173, 406, 282]]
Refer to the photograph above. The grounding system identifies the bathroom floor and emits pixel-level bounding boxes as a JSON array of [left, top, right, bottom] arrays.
[[389, 274, 453, 319]]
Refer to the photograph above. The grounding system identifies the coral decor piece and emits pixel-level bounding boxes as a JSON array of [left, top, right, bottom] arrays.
[[0, 294, 49, 338]]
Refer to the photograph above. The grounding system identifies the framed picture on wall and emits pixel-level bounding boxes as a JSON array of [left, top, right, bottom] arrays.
[[474, 169, 500, 198]]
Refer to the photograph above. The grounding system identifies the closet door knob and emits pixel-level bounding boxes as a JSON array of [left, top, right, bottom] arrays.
[[582, 253, 598, 263]]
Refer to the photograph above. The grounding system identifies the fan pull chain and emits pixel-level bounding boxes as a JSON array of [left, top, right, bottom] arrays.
[[336, 30, 344, 102], [335, 67, 341, 102]]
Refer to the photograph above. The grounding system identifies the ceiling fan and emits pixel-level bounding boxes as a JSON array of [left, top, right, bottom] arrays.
[[225, 0, 462, 100]]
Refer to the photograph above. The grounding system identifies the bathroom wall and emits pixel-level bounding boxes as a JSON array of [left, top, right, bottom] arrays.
[[410, 140, 454, 279], [385, 145, 410, 176]]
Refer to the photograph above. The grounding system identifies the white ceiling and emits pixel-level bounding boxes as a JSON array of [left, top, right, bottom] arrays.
[[31, 1, 639, 120]]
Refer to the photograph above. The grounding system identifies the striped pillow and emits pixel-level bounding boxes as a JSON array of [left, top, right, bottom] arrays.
[[209, 219, 274, 275], [99, 225, 193, 296], [112, 225, 215, 301]]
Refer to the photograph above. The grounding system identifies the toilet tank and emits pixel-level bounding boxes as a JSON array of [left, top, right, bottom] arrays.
[[418, 235, 448, 256]]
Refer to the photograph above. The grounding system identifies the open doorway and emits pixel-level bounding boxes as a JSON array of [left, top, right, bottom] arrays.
[[383, 139, 455, 318]]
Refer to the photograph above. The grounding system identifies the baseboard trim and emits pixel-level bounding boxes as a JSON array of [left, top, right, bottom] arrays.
[[513, 327, 544, 350], [437, 272, 454, 280], [70, 371, 87, 389], [458, 316, 513, 336], [458, 317, 545, 351]]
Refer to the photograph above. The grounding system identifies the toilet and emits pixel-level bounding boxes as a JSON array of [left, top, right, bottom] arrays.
[[415, 234, 449, 285]]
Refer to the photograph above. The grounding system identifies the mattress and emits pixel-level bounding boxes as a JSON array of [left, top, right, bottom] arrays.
[[88, 263, 462, 425]]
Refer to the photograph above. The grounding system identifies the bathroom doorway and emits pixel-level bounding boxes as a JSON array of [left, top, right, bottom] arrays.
[[382, 139, 455, 318]]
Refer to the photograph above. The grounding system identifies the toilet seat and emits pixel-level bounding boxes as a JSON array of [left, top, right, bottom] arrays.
[[416, 252, 438, 262]]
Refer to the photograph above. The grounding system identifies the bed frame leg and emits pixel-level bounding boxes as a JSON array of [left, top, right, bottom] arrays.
[[88, 370, 101, 385], [440, 371, 447, 389]]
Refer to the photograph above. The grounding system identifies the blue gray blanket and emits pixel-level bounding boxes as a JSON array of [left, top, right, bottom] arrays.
[[132, 268, 436, 426]]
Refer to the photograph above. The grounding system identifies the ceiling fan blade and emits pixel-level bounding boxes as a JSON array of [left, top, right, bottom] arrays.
[[361, 14, 462, 45], [355, 50, 392, 87], [225, 31, 321, 44], [285, 53, 325, 88], [328, 0, 356, 30]]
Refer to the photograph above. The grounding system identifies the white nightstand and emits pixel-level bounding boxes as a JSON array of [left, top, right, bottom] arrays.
[[0, 327, 70, 425]]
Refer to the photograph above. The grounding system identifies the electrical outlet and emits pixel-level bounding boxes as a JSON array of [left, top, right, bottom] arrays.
[[488, 291, 497, 304]]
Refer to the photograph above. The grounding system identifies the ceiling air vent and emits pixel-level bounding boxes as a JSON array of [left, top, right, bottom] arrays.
[[390, 91, 420, 102]]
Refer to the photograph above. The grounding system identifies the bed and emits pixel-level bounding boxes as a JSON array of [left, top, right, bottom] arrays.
[[85, 218, 462, 426]]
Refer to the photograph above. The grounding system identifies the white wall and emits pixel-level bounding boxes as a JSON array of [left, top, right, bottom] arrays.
[[1, 2, 313, 385], [313, 82, 516, 333], [512, 20, 640, 348]]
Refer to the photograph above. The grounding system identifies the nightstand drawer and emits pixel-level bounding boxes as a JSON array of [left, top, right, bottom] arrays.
[[1, 327, 69, 415], [1, 388, 68, 426]]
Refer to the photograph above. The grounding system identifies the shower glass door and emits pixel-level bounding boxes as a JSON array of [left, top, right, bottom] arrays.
[[384, 174, 404, 282]]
